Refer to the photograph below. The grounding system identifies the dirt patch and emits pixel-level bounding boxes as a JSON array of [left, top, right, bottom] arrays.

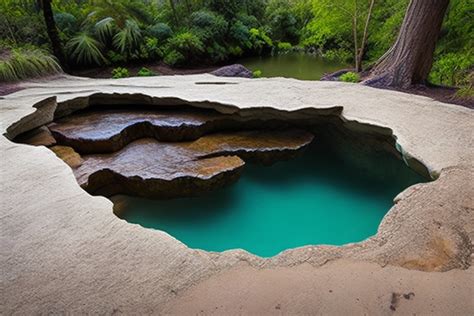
[[395, 85, 474, 109]]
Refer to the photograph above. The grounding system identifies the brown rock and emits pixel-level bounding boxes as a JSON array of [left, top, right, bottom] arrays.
[[14, 126, 56, 147], [50, 145, 83, 168], [73, 129, 314, 198]]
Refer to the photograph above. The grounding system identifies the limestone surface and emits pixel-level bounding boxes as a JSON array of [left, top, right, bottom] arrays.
[[1, 75, 473, 314]]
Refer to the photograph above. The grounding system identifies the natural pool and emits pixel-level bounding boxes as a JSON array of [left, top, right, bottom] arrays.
[[240, 52, 347, 80], [114, 141, 425, 257]]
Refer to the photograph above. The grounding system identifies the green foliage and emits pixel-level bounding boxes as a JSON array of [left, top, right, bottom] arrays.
[[1, 0, 471, 88], [164, 50, 185, 66], [66, 33, 107, 66], [94, 17, 116, 43], [147, 23, 173, 42], [113, 19, 142, 54], [252, 69, 263, 78], [111, 67, 129, 78], [137, 67, 155, 76], [54, 12, 78, 37], [429, 52, 473, 86], [190, 10, 228, 41], [277, 42, 293, 51], [249, 28, 273, 53], [266, 2, 299, 43], [0, 46, 62, 82], [165, 31, 204, 64], [143, 37, 162, 59], [455, 85, 474, 98], [340, 72, 360, 83]]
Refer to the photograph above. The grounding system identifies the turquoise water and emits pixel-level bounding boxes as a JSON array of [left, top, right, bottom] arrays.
[[115, 143, 425, 257], [240, 52, 346, 80]]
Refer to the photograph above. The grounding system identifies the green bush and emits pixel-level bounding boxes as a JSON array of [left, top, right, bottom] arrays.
[[230, 21, 251, 49], [54, 12, 78, 36], [340, 72, 360, 83], [147, 23, 173, 42], [252, 69, 262, 78], [190, 10, 228, 41], [429, 52, 473, 86], [107, 50, 126, 64], [166, 31, 204, 63], [111, 67, 129, 79], [143, 37, 162, 59], [137, 67, 155, 76], [249, 28, 273, 53], [164, 50, 185, 66], [277, 42, 293, 51], [0, 46, 62, 82]]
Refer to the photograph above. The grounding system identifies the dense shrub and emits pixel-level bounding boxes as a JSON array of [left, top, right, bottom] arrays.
[[165, 31, 204, 64], [147, 23, 173, 42], [137, 67, 155, 76], [54, 12, 78, 37], [340, 72, 360, 83], [0, 46, 62, 82], [277, 42, 293, 51], [164, 50, 185, 66], [111, 67, 129, 78]]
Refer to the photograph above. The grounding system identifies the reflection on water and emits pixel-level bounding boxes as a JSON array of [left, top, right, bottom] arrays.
[[240, 52, 347, 80]]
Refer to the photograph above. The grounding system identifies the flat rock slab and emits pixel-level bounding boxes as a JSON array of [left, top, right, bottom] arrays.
[[48, 108, 237, 153], [74, 129, 314, 198]]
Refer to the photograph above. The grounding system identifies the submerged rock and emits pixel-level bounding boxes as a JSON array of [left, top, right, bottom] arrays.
[[211, 64, 253, 78]]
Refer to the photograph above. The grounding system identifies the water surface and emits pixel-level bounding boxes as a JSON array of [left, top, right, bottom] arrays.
[[240, 52, 346, 80], [115, 143, 425, 257]]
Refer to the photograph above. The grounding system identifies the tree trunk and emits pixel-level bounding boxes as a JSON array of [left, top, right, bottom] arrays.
[[41, 0, 68, 70], [353, 14, 359, 72], [356, 0, 375, 72], [364, 0, 449, 88]]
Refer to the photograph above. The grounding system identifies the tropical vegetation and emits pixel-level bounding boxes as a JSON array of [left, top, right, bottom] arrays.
[[0, 0, 472, 90]]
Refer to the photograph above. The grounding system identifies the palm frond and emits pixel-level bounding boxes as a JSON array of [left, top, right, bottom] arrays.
[[113, 19, 142, 54], [66, 32, 107, 65], [94, 17, 116, 43]]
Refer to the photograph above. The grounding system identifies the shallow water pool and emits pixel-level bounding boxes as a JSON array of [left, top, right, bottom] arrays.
[[114, 142, 425, 257]]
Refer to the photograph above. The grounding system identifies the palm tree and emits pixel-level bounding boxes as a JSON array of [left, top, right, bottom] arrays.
[[39, 0, 68, 70]]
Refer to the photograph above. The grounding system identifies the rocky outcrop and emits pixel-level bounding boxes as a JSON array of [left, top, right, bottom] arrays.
[[211, 64, 253, 78], [48, 108, 255, 153], [73, 129, 314, 198]]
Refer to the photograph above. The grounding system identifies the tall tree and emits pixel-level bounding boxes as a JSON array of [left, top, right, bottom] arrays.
[[356, 0, 375, 72], [40, 0, 68, 70], [364, 0, 450, 88]]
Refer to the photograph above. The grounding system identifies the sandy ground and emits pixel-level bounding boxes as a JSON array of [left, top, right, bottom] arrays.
[[164, 260, 474, 315]]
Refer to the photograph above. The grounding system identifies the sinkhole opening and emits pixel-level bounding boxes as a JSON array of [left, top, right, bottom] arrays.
[[112, 139, 425, 257], [12, 100, 428, 258]]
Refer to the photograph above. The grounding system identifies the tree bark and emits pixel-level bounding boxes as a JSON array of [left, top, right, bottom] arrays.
[[41, 0, 68, 70], [364, 0, 449, 88], [353, 14, 359, 72]]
